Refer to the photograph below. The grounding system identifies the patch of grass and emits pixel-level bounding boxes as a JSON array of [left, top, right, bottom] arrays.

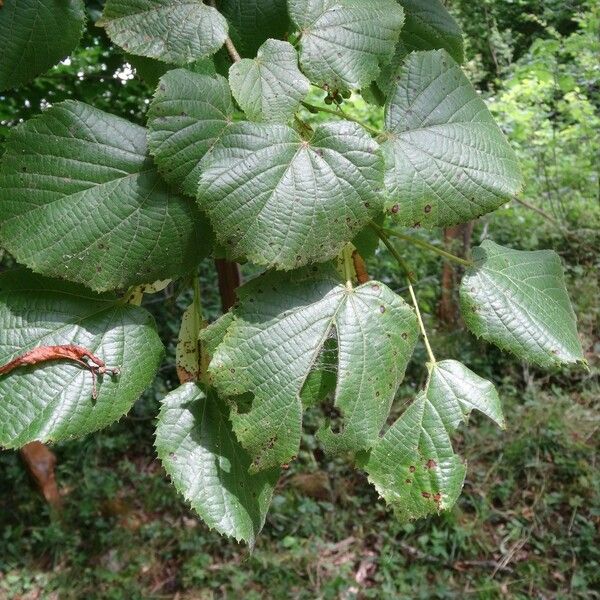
[[0, 370, 597, 599]]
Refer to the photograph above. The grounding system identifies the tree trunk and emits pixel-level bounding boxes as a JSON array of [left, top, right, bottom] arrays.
[[438, 222, 474, 328], [214, 259, 241, 312], [20, 442, 61, 509]]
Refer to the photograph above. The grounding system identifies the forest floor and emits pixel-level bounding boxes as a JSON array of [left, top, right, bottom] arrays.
[[1, 224, 598, 599]]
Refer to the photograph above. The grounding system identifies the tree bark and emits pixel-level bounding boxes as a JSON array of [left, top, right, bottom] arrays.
[[214, 259, 241, 312], [438, 222, 474, 327], [20, 442, 61, 509]]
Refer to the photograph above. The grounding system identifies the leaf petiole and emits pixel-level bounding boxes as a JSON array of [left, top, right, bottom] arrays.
[[381, 227, 473, 268], [300, 101, 381, 136], [372, 223, 436, 364]]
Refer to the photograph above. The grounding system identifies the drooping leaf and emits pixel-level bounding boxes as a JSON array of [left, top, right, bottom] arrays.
[[0, 0, 85, 91], [99, 0, 228, 64], [460, 241, 584, 368], [377, 0, 464, 95], [0, 101, 211, 292], [382, 50, 522, 227], [175, 303, 203, 384], [206, 266, 418, 471], [0, 271, 164, 448], [147, 70, 234, 197], [197, 121, 384, 269], [288, 0, 405, 92], [366, 359, 503, 520], [229, 39, 310, 123], [216, 0, 290, 58], [155, 383, 279, 544]]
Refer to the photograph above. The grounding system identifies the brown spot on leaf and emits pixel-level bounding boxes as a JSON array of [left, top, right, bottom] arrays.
[[426, 459, 437, 469], [421, 491, 431, 499], [409, 465, 416, 473], [391, 204, 399, 214], [424, 204, 432, 213]]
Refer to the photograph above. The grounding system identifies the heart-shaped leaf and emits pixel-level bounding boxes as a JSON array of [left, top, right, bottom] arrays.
[[460, 240, 584, 368], [155, 383, 279, 544], [366, 359, 503, 520], [197, 121, 384, 269], [0, 271, 164, 448], [229, 39, 310, 123], [0, 101, 211, 292], [0, 0, 85, 91], [289, 0, 405, 91], [147, 70, 235, 197], [99, 0, 228, 64], [204, 265, 418, 471], [382, 50, 522, 227]]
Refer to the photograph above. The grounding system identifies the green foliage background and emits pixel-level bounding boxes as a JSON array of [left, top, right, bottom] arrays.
[[0, 0, 598, 598]]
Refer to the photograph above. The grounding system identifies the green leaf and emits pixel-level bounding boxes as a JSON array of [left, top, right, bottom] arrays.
[[147, 70, 234, 197], [366, 359, 503, 521], [229, 39, 310, 123], [377, 0, 464, 95], [0, 0, 85, 91], [460, 241, 584, 368], [0, 271, 164, 448], [0, 100, 210, 292], [217, 0, 290, 58], [155, 383, 279, 544], [382, 50, 522, 228], [99, 0, 228, 64], [175, 302, 202, 383], [396, 0, 463, 62], [127, 54, 216, 88], [289, 0, 405, 91], [197, 121, 384, 269], [206, 266, 418, 471]]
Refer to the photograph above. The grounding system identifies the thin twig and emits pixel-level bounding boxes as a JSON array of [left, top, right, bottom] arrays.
[[209, 0, 241, 63]]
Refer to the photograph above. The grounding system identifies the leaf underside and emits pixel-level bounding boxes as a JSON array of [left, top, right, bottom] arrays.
[[0, 101, 211, 292], [0, 271, 164, 448], [383, 50, 522, 228], [366, 359, 504, 520], [0, 0, 85, 91], [205, 265, 419, 471], [460, 240, 584, 368], [155, 383, 279, 544]]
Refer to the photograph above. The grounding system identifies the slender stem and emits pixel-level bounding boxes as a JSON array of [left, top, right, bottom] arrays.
[[209, 0, 241, 63], [371, 223, 436, 364], [300, 101, 381, 136], [342, 244, 354, 290], [407, 282, 436, 364], [192, 275, 203, 332], [370, 223, 415, 282], [512, 196, 562, 227], [381, 227, 473, 267]]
